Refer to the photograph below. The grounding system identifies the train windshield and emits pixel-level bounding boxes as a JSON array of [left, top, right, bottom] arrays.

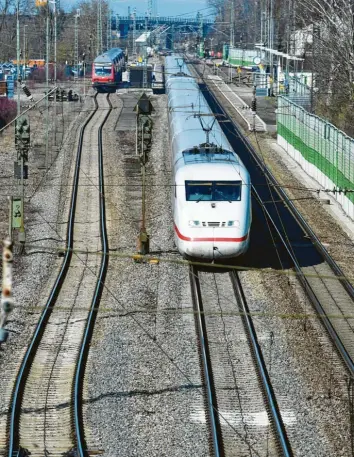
[[94, 65, 112, 75], [185, 181, 242, 202]]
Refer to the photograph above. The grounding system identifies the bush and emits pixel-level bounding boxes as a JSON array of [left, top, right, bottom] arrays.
[[0, 98, 17, 128]]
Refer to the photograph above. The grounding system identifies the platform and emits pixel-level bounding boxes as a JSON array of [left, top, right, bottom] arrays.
[[207, 75, 267, 132]]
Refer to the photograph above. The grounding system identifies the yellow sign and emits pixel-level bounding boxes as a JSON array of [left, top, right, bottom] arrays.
[[237, 67, 242, 74], [12, 198, 23, 229], [35, 0, 48, 6], [138, 56, 142, 63]]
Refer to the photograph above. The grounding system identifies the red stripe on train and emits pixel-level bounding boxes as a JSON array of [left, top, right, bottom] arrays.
[[174, 224, 248, 242]]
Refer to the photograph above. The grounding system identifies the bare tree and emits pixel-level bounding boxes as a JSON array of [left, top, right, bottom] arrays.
[[296, 0, 354, 134]]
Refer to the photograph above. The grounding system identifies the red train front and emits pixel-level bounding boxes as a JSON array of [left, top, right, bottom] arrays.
[[92, 48, 125, 93]]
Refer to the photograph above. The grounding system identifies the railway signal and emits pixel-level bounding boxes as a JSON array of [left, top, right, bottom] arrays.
[[14, 115, 30, 245], [15, 115, 30, 179], [134, 93, 155, 255]]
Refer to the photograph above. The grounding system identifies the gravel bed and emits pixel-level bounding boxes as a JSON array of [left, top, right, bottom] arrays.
[[198, 271, 279, 456], [84, 92, 209, 456], [0, 92, 95, 455], [239, 270, 351, 456]]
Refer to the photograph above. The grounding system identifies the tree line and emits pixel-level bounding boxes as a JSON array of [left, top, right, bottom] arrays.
[[0, 0, 109, 65], [207, 0, 354, 136]]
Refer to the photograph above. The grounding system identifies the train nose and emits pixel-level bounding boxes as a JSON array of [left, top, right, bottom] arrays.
[[177, 226, 249, 260]]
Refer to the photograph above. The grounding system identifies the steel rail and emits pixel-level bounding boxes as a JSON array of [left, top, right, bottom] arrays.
[[230, 272, 294, 457], [74, 94, 111, 457], [199, 72, 354, 376], [189, 265, 224, 457], [7, 94, 99, 457]]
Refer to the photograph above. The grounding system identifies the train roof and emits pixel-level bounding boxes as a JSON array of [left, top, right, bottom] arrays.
[[165, 54, 249, 178], [94, 48, 124, 64], [165, 54, 192, 79], [167, 76, 235, 158]]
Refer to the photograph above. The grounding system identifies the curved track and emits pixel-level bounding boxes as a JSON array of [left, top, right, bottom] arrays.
[[7, 93, 111, 457], [190, 266, 293, 457]]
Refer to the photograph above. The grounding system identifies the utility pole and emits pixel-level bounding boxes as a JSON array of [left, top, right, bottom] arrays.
[[97, 0, 103, 55], [49, 0, 57, 146], [132, 9, 137, 55], [251, 85, 257, 131], [45, 1, 50, 170], [171, 24, 175, 51], [23, 25, 28, 81], [16, 0, 20, 116], [75, 9, 80, 78], [143, 15, 148, 88], [199, 12, 203, 42], [230, 0, 235, 47], [107, 9, 112, 50], [116, 14, 120, 47], [54, 1, 57, 145]]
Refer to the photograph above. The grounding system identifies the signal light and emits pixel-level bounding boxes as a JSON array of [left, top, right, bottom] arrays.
[[15, 115, 30, 147], [251, 99, 257, 113]]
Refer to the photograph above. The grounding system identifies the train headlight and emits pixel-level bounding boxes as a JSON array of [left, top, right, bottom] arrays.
[[189, 220, 200, 227], [227, 220, 240, 227]]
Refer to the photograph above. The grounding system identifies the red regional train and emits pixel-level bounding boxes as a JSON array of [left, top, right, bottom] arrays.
[[92, 48, 125, 93]]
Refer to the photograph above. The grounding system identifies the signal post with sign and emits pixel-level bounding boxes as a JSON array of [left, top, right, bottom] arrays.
[[13, 115, 30, 244]]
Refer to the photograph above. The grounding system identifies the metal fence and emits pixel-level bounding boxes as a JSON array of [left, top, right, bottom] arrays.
[[277, 96, 354, 218], [286, 75, 311, 109]]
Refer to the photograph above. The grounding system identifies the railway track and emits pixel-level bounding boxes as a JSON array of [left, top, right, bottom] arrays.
[[190, 266, 293, 457], [193, 62, 354, 378], [6, 93, 111, 457]]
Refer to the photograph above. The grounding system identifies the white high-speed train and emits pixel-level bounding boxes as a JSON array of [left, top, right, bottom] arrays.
[[165, 55, 252, 260]]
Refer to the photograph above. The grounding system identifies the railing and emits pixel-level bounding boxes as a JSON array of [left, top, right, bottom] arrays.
[[119, 16, 214, 23], [277, 95, 354, 219]]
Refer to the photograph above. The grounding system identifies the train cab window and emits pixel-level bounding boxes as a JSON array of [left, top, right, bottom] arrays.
[[94, 65, 112, 75], [185, 180, 242, 202], [185, 181, 212, 201], [214, 181, 242, 201]]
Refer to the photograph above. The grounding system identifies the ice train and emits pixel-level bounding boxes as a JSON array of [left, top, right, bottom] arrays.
[[165, 55, 252, 260]]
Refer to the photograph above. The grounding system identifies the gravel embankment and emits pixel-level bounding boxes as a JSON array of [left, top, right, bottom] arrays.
[[239, 270, 351, 456], [84, 92, 209, 456], [0, 92, 95, 455]]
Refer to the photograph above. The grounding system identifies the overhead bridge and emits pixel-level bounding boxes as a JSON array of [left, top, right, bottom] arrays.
[[114, 16, 214, 38]]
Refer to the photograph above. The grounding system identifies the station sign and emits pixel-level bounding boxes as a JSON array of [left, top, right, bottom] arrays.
[[35, 0, 48, 6]]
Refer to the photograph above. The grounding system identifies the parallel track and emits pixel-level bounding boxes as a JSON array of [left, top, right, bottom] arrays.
[[7, 93, 111, 457], [193, 63, 354, 378], [190, 266, 293, 457]]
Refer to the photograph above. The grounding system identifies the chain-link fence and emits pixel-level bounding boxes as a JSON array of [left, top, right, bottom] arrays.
[[277, 95, 354, 219]]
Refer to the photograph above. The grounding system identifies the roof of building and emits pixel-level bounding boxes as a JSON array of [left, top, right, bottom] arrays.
[[136, 32, 151, 43]]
